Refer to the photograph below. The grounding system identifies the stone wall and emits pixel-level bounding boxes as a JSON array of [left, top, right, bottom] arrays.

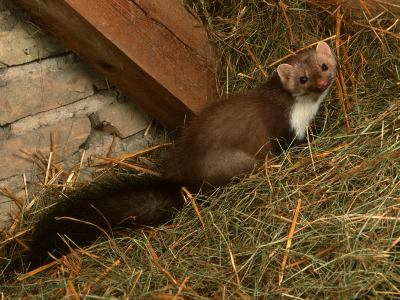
[[0, 0, 159, 226]]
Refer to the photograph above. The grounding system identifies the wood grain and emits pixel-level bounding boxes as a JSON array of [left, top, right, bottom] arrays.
[[12, 0, 218, 129]]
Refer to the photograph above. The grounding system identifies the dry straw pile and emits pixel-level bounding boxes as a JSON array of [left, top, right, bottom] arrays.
[[1, 0, 400, 299]]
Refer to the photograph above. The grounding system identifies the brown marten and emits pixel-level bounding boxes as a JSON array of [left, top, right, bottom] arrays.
[[24, 42, 336, 269]]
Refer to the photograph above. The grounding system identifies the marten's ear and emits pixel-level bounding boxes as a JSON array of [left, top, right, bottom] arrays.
[[277, 64, 293, 86], [316, 41, 332, 57]]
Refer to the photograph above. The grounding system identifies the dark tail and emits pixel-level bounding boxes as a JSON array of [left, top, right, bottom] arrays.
[[26, 177, 185, 269]]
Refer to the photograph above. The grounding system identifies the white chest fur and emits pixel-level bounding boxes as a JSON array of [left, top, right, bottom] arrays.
[[289, 88, 330, 141]]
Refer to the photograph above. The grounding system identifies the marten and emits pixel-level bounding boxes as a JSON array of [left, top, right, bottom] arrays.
[[25, 41, 337, 269]]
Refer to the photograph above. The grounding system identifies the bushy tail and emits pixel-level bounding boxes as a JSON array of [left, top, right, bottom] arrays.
[[26, 177, 185, 269]]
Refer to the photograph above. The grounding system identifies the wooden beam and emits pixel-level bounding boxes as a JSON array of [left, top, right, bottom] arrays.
[[12, 0, 218, 129]]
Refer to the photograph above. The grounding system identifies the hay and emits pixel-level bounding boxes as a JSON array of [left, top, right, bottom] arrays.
[[2, 0, 400, 298]]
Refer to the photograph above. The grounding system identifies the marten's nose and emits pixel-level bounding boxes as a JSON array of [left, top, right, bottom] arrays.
[[317, 79, 327, 89]]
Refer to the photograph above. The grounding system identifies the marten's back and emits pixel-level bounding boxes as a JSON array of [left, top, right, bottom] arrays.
[[163, 76, 295, 191]]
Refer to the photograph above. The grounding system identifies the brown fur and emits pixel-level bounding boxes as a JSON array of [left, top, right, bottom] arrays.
[[164, 75, 294, 190], [19, 42, 336, 269], [164, 42, 337, 191]]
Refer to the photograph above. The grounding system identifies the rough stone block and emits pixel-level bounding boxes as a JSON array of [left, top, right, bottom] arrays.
[[0, 125, 10, 140], [0, 127, 168, 226], [10, 89, 118, 136], [95, 95, 152, 138], [0, 174, 26, 228], [0, 116, 91, 180], [0, 0, 70, 67], [0, 53, 109, 125]]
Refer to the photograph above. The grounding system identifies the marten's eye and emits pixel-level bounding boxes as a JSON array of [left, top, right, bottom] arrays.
[[322, 64, 328, 71], [300, 76, 308, 84]]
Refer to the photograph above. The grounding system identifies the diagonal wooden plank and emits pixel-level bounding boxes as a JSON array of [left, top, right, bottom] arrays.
[[12, 0, 218, 129]]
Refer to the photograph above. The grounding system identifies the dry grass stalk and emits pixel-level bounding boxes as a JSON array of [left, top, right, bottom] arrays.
[[244, 43, 268, 79], [52, 129, 56, 177], [279, 198, 301, 285], [354, 22, 400, 39], [17, 260, 59, 280], [2, 1, 400, 299], [279, 1, 294, 44], [89, 154, 162, 177], [181, 187, 208, 241], [144, 118, 155, 136], [268, 35, 337, 68], [0, 186, 24, 210]]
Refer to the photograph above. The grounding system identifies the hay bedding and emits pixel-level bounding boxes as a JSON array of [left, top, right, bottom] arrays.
[[1, 0, 400, 298]]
